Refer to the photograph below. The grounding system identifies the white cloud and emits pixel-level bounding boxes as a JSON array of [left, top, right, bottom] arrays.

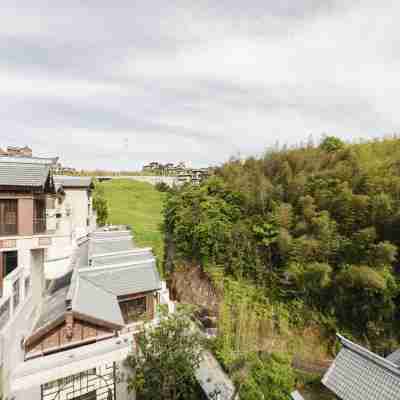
[[0, 0, 399, 169]]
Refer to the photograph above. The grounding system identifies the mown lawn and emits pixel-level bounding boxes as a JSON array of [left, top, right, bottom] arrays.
[[100, 179, 166, 274]]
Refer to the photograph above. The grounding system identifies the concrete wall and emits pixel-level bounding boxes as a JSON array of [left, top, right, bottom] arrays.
[[56, 188, 95, 239], [0, 249, 43, 399]]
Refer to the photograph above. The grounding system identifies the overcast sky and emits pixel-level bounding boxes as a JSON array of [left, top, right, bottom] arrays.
[[0, 1, 399, 170]]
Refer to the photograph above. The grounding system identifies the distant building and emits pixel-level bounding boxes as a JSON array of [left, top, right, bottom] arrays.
[[142, 162, 210, 184], [53, 162, 77, 175], [5, 146, 33, 157]]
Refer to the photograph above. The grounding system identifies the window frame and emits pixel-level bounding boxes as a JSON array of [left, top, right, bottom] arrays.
[[0, 199, 18, 236], [3, 250, 18, 278], [119, 296, 148, 324]]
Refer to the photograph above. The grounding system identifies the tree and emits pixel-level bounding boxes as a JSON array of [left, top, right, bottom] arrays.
[[126, 308, 204, 400], [92, 181, 108, 226], [155, 181, 170, 192], [320, 136, 345, 152], [239, 353, 295, 400]]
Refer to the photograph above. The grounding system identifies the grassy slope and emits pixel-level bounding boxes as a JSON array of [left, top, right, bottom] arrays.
[[100, 179, 166, 273]]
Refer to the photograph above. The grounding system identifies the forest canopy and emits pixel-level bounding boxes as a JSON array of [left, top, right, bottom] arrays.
[[164, 136, 400, 350]]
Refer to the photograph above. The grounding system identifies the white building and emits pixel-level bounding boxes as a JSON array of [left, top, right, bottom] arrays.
[[0, 156, 169, 400], [10, 229, 166, 400]]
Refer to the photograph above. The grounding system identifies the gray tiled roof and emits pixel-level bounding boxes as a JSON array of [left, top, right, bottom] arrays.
[[90, 230, 131, 240], [387, 349, 400, 366], [0, 155, 58, 165], [91, 249, 154, 267], [29, 229, 161, 346], [54, 175, 93, 189], [34, 271, 72, 331], [89, 238, 134, 257], [0, 160, 51, 188], [81, 260, 161, 296], [322, 334, 400, 400], [72, 275, 124, 327]]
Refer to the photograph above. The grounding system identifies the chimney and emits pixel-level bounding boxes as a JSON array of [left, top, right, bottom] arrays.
[[65, 311, 74, 340]]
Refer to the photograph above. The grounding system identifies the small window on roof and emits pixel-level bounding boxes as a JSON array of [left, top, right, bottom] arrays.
[[119, 297, 147, 324]]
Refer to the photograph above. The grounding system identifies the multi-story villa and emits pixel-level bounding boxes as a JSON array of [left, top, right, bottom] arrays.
[[0, 156, 168, 400]]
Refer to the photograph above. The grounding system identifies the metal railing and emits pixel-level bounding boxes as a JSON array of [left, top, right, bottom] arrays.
[[0, 269, 30, 332], [0, 223, 17, 236], [33, 218, 46, 234]]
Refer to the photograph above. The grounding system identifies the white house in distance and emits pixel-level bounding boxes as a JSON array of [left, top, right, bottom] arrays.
[[0, 155, 169, 400]]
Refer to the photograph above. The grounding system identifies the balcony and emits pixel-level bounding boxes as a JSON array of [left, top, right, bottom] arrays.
[[0, 199, 17, 236], [33, 218, 46, 234]]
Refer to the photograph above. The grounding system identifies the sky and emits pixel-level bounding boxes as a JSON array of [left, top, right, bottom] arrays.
[[0, 1, 399, 170]]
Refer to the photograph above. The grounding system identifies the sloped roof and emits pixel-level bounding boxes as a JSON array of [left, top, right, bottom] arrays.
[[90, 230, 131, 240], [34, 271, 72, 332], [54, 175, 93, 189], [0, 155, 58, 165], [81, 259, 161, 296], [28, 229, 161, 351], [90, 237, 135, 256], [72, 274, 124, 327], [387, 349, 400, 366], [322, 334, 400, 400], [91, 249, 154, 267], [0, 160, 52, 188]]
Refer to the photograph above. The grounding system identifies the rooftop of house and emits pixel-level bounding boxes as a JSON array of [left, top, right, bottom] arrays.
[[90, 248, 153, 267], [0, 155, 58, 165], [322, 334, 400, 400], [54, 175, 93, 190], [387, 349, 400, 366], [25, 230, 161, 357], [0, 157, 55, 191], [89, 235, 135, 256]]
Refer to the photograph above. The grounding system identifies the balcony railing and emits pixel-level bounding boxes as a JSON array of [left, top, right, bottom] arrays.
[[33, 218, 46, 234], [0, 223, 17, 236]]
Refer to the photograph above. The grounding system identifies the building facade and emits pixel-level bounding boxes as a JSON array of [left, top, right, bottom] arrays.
[[0, 156, 169, 400]]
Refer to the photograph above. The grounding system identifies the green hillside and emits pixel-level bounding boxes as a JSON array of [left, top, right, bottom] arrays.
[[100, 179, 166, 272], [164, 136, 400, 398]]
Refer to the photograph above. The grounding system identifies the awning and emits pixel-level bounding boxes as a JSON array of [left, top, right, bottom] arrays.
[[11, 334, 134, 392]]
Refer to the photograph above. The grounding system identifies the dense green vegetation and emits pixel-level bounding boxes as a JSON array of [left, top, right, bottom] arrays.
[[127, 308, 205, 400], [100, 179, 166, 269], [92, 180, 109, 226], [164, 136, 400, 396]]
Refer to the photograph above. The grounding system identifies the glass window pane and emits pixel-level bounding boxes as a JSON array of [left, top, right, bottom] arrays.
[[4, 251, 18, 277]]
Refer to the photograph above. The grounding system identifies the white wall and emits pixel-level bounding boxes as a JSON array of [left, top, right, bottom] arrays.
[[56, 188, 96, 239]]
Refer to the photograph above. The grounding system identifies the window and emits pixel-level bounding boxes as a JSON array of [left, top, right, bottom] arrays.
[[0, 200, 18, 235], [41, 365, 115, 400], [119, 297, 147, 324], [3, 251, 18, 278], [34, 199, 46, 234]]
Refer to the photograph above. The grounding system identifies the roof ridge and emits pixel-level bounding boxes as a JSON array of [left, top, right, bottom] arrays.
[[338, 334, 400, 377], [79, 258, 156, 273]]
